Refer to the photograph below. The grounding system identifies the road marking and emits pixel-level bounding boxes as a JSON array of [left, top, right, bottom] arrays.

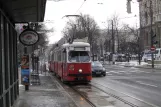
[[118, 71, 125, 72], [129, 70, 138, 72], [107, 74, 113, 75], [92, 81, 159, 107], [136, 81, 158, 88], [107, 71, 119, 73]]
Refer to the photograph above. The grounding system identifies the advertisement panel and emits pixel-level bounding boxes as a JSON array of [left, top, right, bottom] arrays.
[[21, 55, 30, 85]]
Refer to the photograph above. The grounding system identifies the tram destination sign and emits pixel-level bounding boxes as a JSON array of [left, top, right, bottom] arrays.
[[19, 29, 39, 46]]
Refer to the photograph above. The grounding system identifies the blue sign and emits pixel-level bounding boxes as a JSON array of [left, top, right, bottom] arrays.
[[21, 69, 30, 85], [21, 55, 30, 85]]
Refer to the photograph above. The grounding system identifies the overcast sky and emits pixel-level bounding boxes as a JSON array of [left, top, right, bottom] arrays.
[[44, 0, 139, 44]]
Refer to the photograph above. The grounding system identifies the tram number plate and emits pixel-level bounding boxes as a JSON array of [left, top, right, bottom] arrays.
[[78, 77, 84, 80]]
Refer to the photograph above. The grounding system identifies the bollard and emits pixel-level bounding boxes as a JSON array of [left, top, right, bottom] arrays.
[[25, 85, 29, 90]]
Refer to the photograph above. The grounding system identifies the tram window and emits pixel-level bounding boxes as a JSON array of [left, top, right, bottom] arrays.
[[55, 52, 57, 61], [55, 53, 57, 61], [61, 49, 66, 62], [68, 51, 90, 62], [58, 51, 61, 61], [53, 53, 55, 61], [53, 53, 54, 61]]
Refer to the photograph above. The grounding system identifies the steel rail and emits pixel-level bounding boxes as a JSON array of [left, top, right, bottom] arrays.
[[49, 72, 96, 107], [69, 85, 97, 107], [91, 81, 157, 107], [90, 83, 138, 107]]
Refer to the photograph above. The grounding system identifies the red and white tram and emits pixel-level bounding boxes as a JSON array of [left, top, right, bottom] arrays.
[[49, 42, 92, 83]]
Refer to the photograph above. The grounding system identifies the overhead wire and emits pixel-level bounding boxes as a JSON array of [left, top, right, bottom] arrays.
[[74, 0, 86, 14]]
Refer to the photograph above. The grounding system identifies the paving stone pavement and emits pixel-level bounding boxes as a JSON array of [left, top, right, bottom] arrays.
[[13, 74, 78, 107]]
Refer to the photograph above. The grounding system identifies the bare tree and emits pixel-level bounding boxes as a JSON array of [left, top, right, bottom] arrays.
[[118, 24, 139, 54], [103, 13, 120, 54], [62, 14, 100, 55], [124, 24, 140, 54]]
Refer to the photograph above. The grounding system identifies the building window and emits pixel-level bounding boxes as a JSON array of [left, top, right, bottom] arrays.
[[145, 32, 149, 46], [145, 12, 148, 24], [144, 2, 147, 8], [0, 9, 18, 107]]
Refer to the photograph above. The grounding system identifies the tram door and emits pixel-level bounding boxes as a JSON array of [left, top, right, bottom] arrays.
[[62, 49, 67, 79]]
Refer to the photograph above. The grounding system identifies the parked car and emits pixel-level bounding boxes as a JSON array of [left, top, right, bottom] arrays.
[[116, 54, 126, 62], [91, 61, 106, 76]]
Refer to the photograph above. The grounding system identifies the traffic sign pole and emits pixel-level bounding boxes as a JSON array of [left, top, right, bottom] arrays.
[[151, 46, 155, 68], [150, 1, 154, 68]]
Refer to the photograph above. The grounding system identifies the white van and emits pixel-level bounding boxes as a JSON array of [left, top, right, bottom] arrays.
[[154, 48, 161, 61], [142, 48, 161, 62], [142, 50, 152, 62]]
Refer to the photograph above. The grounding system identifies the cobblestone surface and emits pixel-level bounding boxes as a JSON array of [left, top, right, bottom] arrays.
[[13, 75, 78, 107]]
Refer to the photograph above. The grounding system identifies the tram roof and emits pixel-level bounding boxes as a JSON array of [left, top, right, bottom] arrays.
[[62, 42, 90, 48]]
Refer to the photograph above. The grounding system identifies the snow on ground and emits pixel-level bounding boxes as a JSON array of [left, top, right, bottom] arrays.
[[116, 60, 148, 66], [101, 60, 161, 69]]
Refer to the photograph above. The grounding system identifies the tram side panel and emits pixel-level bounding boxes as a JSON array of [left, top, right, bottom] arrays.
[[57, 62, 62, 77], [54, 62, 58, 75], [53, 62, 56, 73], [62, 62, 67, 78]]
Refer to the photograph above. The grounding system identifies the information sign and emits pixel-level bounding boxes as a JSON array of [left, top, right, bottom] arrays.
[[21, 55, 30, 85]]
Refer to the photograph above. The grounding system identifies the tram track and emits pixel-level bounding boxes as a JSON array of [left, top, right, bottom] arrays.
[[49, 72, 96, 107], [70, 83, 139, 107], [91, 81, 157, 107], [51, 75, 136, 106], [90, 82, 138, 107], [70, 82, 158, 107], [69, 85, 97, 107], [49, 72, 154, 107]]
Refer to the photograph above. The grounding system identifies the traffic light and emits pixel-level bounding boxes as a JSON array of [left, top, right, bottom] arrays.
[[127, 0, 132, 14], [152, 34, 158, 45]]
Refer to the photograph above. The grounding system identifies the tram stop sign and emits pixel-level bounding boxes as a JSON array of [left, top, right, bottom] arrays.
[[151, 46, 156, 52]]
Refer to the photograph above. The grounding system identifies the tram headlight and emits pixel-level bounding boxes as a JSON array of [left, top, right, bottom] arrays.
[[79, 69, 83, 73]]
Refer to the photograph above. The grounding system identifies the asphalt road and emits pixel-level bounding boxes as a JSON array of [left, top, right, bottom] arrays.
[[92, 65, 161, 107]]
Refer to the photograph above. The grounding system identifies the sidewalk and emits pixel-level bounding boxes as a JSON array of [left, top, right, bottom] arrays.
[[13, 73, 78, 107], [102, 61, 161, 70]]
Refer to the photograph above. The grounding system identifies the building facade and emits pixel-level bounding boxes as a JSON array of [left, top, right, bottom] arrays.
[[139, 0, 161, 50], [0, 0, 46, 107]]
